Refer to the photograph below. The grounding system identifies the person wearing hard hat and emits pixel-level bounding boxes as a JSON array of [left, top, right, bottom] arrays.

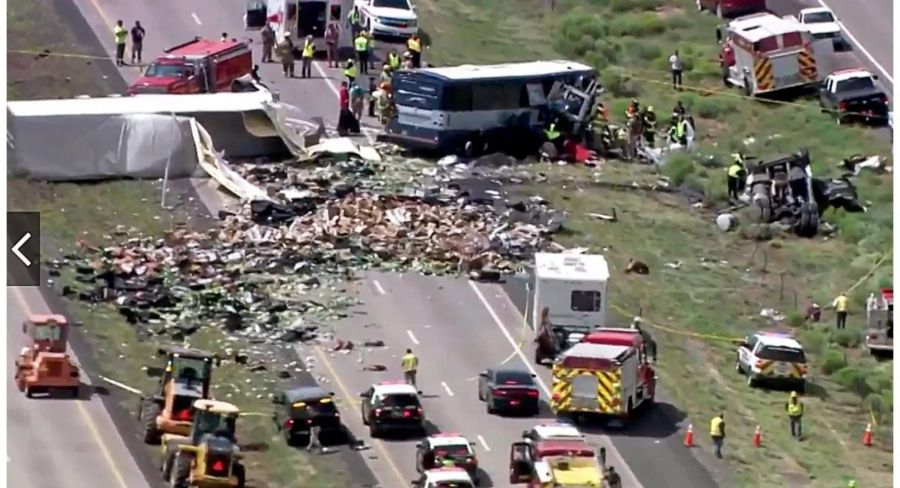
[[641, 106, 657, 148], [832, 292, 849, 329], [785, 391, 804, 440], [727, 153, 746, 201], [631, 317, 657, 363], [300, 35, 315, 79]]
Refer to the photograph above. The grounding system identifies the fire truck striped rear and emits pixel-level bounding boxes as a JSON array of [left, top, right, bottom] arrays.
[[797, 45, 818, 82], [753, 57, 774, 92], [550, 365, 621, 414]]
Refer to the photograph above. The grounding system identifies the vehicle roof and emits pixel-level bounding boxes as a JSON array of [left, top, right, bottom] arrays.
[[26, 313, 67, 324], [8, 90, 273, 118], [800, 6, 833, 14], [414, 60, 594, 82], [562, 342, 631, 360], [534, 252, 609, 282], [372, 382, 419, 396], [427, 434, 472, 448], [166, 39, 245, 58], [530, 423, 583, 440], [285, 386, 331, 402], [753, 332, 804, 349], [162, 345, 217, 359], [424, 467, 473, 482], [584, 329, 643, 347], [828, 68, 876, 83], [534, 439, 593, 454], [194, 399, 240, 414], [729, 13, 808, 43]]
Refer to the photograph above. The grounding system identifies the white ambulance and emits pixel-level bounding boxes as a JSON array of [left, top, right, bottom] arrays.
[[717, 12, 834, 96], [244, 0, 354, 53]]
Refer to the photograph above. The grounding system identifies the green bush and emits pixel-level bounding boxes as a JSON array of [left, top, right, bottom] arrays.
[[818, 348, 847, 375], [864, 393, 888, 424], [599, 68, 640, 98], [608, 0, 665, 12], [554, 10, 608, 56], [865, 372, 892, 395], [786, 312, 805, 329], [663, 153, 696, 186], [799, 328, 828, 355], [608, 12, 666, 37], [619, 38, 662, 64], [694, 97, 738, 120], [832, 329, 862, 348], [833, 366, 871, 398], [831, 210, 877, 245]]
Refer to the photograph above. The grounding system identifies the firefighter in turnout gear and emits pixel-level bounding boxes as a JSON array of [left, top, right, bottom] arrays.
[[785, 391, 804, 440], [642, 106, 657, 148], [727, 153, 746, 200], [401, 349, 419, 388]]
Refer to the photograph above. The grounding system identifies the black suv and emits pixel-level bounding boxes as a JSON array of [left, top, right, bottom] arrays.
[[819, 69, 889, 125], [360, 381, 425, 437], [272, 386, 344, 445]]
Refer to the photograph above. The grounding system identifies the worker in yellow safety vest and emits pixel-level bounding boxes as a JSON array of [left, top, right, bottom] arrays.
[[300, 35, 315, 79], [710, 413, 725, 459], [354, 33, 370, 75], [407, 34, 422, 67], [113, 20, 128, 66], [669, 116, 688, 146], [401, 349, 418, 388], [387, 49, 401, 71], [347, 7, 362, 36], [832, 292, 849, 329], [785, 391, 804, 440], [726, 153, 745, 201], [344, 58, 358, 84]]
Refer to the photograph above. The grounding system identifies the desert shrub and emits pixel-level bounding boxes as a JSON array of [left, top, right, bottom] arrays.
[[554, 10, 608, 56], [786, 312, 805, 329], [693, 97, 738, 120], [865, 372, 892, 395], [608, 12, 666, 37], [818, 348, 847, 375], [799, 328, 827, 355], [864, 393, 889, 424], [662, 153, 696, 186], [608, 0, 665, 12], [832, 329, 862, 348], [831, 210, 877, 245], [599, 68, 640, 97], [833, 366, 871, 398], [704, 175, 730, 202], [619, 38, 662, 64]]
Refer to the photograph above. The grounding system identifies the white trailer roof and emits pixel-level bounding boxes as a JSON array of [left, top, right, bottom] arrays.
[[6, 91, 273, 117], [534, 252, 609, 282], [418, 60, 594, 81], [562, 342, 630, 360], [730, 13, 808, 43]]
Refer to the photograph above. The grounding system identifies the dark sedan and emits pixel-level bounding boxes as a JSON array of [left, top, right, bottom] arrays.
[[477, 368, 540, 415]]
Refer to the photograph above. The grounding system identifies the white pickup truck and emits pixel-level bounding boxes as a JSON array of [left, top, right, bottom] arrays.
[[794, 7, 844, 46]]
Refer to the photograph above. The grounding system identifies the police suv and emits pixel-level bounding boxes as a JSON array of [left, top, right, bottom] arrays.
[[360, 380, 425, 437], [736, 331, 808, 390]]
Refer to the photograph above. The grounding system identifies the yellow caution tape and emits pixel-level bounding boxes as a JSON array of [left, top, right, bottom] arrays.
[[9, 49, 111, 61], [609, 303, 743, 343]]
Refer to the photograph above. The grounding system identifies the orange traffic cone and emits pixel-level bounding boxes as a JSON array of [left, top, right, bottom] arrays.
[[752, 425, 762, 448], [683, 424, 695, 447], [862, 423, 873, 447]]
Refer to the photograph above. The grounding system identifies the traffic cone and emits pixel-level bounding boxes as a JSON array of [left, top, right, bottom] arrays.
[[862, 424, 873, 447], [683, 424, 694, 447], [752, 425, 762, 448]]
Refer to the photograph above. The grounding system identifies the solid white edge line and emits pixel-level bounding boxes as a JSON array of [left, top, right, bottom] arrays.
[[476, 435, 491, 452], [440, 381, 454, 396], [816, 0, 893, 84], [406, 329, 420, 345], [190, 12, 202, 25], [372, 279, 386, 295], [466, 280, 645, 488]]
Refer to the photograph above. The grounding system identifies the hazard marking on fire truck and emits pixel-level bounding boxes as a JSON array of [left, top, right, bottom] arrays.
[[550, 366, 622, 414], [753, 57, 774, 91], [798, 45, 818, 82], [756, 359, 806, 379]]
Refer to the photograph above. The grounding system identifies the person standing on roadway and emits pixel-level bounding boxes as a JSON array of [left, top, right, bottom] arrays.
[[300, 35, 315, 79], [354, 32, 370, 75], [113, 20, 128, 67], [220, 32, 229, 42], [407, 34, 422, 68], [401, 348, 419, 388], [344, 58, 358, 85], [785, 391, 804, 440], [348, 7, 362, 37], [605, 466, 622, 488], [277, 33, 295, 78], [832, 292, 849, 329], [387, 49, 401, 71], [261, 24, 276, 63], [350, 82, 364, 122], [325, 22, 340, 68], [710, 413, 726, 459], [129, 21, 145, 65], [307, 424, 323, 453]]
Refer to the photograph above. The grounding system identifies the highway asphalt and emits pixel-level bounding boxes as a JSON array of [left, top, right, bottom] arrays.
[[7, 287, 151, 488], [58, 0, 892, 487]]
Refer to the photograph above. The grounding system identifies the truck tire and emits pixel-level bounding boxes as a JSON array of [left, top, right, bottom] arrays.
[[795, 203, 818, 237], [161, 447, 178, 481], [233, 462, 247, 488], [141, 400, 162, 444], [25, 386, 34, 398], [754, 196, 771, 223], [743, 76, 752, 97], [171, 453, 191, 488]]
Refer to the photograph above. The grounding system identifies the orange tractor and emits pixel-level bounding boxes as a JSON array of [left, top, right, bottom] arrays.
[[14, 314, 81, 398]]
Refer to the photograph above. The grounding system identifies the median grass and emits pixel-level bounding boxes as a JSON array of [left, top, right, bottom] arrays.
[[419, 0, 892, 486], [7, 0, 364, 486]]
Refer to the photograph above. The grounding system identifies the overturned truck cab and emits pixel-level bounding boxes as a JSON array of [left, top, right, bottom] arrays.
[[380, 60, 601, 157]]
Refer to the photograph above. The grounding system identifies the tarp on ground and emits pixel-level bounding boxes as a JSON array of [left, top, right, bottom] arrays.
[[6, 110, 203, 181], [7, 89, 291, 162]]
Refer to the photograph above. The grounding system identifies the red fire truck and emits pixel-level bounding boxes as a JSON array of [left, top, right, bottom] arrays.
[[128, 38, 253, 95]]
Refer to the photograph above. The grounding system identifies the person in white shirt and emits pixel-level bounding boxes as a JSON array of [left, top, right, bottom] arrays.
[[669, 50, 683, 90]]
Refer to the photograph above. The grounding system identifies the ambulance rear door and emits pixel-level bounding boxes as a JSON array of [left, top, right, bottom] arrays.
[[245, 0, 269, 29]]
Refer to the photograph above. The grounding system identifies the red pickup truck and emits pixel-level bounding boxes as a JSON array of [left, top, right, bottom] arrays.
[[128, 38, 252, 95]]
